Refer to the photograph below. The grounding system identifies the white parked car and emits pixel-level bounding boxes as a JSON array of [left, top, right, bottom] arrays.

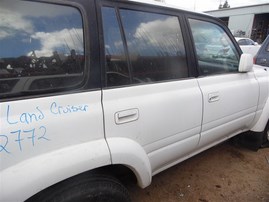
[[1, 0, 269, 202], [235, 37, 261, 57]]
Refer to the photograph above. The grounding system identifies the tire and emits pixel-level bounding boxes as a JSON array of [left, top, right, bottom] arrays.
[[27, 175, 131, 202], [261, 122, 269, 148]]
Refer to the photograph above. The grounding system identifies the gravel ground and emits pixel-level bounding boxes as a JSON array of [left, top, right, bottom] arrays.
[[128, 141, 269, 202]]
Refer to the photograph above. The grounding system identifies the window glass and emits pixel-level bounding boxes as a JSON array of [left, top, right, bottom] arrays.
[[120, 9, 188, 83], [267, 45, 269, 52], [240, 38, 255, 46], [247, 39, 255, 45], [238, 39, 247, 46], [189, 19, 239, 75], [0, 0, 84, 98], [101, 7, 130, 87]]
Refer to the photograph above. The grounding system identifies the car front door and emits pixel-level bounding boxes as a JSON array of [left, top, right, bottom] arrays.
[[188, 18, 259, 148]]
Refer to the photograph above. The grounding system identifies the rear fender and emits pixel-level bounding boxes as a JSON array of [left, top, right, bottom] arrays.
[[0, 139, 111, 202]]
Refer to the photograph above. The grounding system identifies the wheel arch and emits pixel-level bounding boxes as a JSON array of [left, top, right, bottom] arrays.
[[251, 97, 269, 132], [1, 139, 111, 202], [1, 138, 152, 202], [106, 137, 152, 188], [26, 165, 135, 202]]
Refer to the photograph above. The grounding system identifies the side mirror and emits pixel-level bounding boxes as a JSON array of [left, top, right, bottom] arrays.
[[239, 53, 253, 72], [254, 42, 259, 46]]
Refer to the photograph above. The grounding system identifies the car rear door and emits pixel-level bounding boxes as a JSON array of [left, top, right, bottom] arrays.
[[188, 17, 259, 148], [99, 2, 203, 175]]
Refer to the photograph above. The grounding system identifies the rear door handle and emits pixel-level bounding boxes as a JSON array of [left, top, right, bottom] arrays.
[[208, 92, 220, 103], [115, 108, 139, 124]]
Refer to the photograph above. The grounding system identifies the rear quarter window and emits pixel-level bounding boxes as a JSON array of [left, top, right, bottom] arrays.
[[0, 0, 84, 99]]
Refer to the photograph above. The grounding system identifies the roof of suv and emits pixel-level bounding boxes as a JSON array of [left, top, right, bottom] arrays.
[[126, 0, 208, 15], [128, 0, 189, 9]]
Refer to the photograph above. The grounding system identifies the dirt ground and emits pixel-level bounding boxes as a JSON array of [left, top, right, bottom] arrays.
[[128, 141, 269, 202]]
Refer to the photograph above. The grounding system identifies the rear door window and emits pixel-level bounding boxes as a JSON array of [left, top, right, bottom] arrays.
[[120, 9, 188, 83], [101, 6, 188, 87], [0, 0, 84, 98]]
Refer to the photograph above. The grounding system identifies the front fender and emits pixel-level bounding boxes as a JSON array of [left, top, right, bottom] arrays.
[[251, 98, 269, 132], [107, 137, 152, 188], [251, 66, 269, 132], [0, 139, 111, 202]]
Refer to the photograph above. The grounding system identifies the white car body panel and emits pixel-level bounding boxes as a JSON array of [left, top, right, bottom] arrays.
[[106, 137, 152, 188], [149, 133, 200, 175], [251, 98, 269, 132], [0, 92, 108, 201], [197, 73, 259, 147], [102, 79, 203, 174], [250, 66, 269, 131]]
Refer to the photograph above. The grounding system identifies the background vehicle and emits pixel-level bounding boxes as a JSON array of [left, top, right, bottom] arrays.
[[235, 37, 261, 57], [255, 35, 269, 67], [0, 0, 268, 202]]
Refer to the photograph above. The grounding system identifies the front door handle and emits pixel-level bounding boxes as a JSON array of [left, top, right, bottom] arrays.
[[208, 92, 220, 103], [115, 108, 139, 124]]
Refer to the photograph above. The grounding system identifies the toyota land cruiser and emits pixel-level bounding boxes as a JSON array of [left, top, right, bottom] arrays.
[[0, 0, 268, 201]]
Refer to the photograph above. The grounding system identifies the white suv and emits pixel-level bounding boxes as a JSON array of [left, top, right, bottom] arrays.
[[0, 0, 269, 201]]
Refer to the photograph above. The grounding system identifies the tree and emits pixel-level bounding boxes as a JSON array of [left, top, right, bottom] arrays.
[[223, 0, 230, 8], [219, 0, 230, 9]]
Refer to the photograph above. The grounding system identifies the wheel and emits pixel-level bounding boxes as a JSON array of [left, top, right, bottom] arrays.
[[233, 128, 268, 151], [27, 175, 131, 202]]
